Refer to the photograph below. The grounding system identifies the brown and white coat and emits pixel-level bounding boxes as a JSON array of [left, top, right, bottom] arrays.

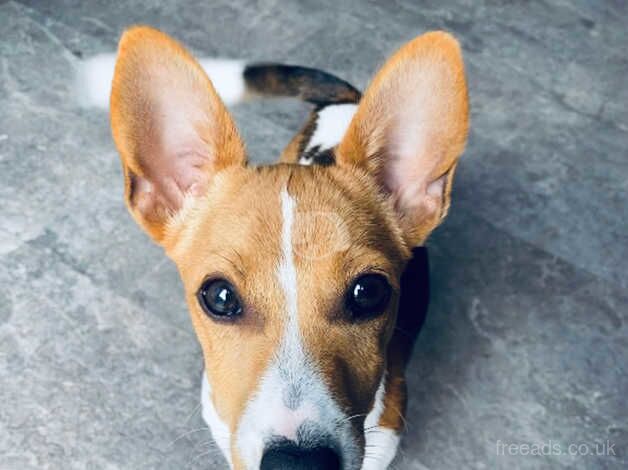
[[78, 26, 469, 470]]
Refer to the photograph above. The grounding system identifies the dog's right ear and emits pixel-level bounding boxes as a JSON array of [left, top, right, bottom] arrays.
[[110, 26, 246, 246]]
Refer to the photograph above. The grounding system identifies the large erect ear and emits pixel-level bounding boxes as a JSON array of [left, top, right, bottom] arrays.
[[337, 32, 469, 246], [110, 26, 246, 244]]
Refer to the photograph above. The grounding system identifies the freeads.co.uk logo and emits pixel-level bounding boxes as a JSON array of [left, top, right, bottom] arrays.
[[495, 439, 616, 457]]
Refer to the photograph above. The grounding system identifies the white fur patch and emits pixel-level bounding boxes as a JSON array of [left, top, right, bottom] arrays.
[[302, 103, 358, 157], [75, 54, 246, 108], [75, 53, 116, 108], [361, 373, 400, 470], [364, 373, 386, 431], [198, 59, 247, 106], [201, 371, 233, 468], [234, 188, 360, 469], [278, 189, 298, 322], [361, 428, 400, 470]]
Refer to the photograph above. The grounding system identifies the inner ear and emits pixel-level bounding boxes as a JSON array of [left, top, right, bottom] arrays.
[[388, 163, 458, 245], [337, 31, 469, 246], [110, 26, 246, 244]]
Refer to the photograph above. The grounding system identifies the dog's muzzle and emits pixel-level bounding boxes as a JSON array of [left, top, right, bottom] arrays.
[[260, 440, 341, 470]]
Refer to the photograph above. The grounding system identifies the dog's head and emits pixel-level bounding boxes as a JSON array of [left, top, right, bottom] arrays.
[[110, 27, 468, 469]]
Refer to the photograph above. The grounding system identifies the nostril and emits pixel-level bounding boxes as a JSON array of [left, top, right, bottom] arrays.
[[260, 442, 340, 470]]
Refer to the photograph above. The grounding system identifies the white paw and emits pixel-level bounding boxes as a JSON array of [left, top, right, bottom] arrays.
[[361, 427, 400, 470], [201, 371, 233, 468]]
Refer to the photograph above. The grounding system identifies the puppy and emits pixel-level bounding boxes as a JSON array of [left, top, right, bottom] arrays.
[[79, 26, 468, 470]]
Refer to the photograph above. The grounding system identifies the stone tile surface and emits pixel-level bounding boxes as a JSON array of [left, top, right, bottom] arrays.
[[1, 0, 626, 469]]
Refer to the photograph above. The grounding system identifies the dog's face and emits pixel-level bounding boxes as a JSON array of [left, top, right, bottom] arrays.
[[176, 165, 407, 468], [109, 27, 467, 469]]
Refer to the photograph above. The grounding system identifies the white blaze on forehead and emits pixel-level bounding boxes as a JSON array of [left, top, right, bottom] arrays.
[[234, 187, 360, 469], [278, 188, 298, 321]]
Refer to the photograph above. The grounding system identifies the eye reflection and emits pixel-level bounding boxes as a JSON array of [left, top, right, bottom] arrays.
[[346, 273, 391, 319], [197, 278, 243, 319]]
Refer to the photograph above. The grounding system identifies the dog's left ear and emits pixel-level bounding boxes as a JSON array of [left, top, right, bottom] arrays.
[[110, 26, 246, 246], [337, 31, 469, 246]]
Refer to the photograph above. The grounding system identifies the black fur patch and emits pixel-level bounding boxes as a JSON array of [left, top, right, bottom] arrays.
[[244, 64, 361, 106], [300, 145, 335, 166]]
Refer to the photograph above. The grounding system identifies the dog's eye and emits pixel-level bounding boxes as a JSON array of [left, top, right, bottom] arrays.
[[197, 279, 243, 319], [346, 273, 391, 319]]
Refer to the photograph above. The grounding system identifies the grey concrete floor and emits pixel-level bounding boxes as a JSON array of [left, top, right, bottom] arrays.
[[1, 1, 627, 469]]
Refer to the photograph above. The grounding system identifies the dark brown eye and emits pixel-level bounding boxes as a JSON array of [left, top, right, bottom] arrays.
[[197, 279, 243, 319], [346, 273, 392, 319]]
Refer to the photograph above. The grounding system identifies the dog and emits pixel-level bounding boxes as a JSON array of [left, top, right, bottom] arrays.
[[77, 25, 468, 470]]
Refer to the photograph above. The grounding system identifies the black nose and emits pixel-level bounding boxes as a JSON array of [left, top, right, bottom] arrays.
[[260, 442, 340, 470]]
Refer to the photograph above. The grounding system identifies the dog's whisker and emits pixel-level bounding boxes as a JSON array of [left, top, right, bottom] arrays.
[[184, 401, 202, 424], [390, 405, 410, 430], [193, 438, 218, 452], [163, 427, 211, 449], [336, 412, 368, 426], [186, 444, 221, 469]]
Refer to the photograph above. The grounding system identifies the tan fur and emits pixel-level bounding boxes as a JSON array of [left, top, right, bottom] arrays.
[[379, 341, 408, 431], [109, 26, 468, 467], [337, 31, 469, 246], [285, 167, 409, 435], [169, 165, 410, 454], [279, 130, 302, 163], [110, 26, 246, 245], [279, 110, 318, 164], [173, 167, 287, 435]]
